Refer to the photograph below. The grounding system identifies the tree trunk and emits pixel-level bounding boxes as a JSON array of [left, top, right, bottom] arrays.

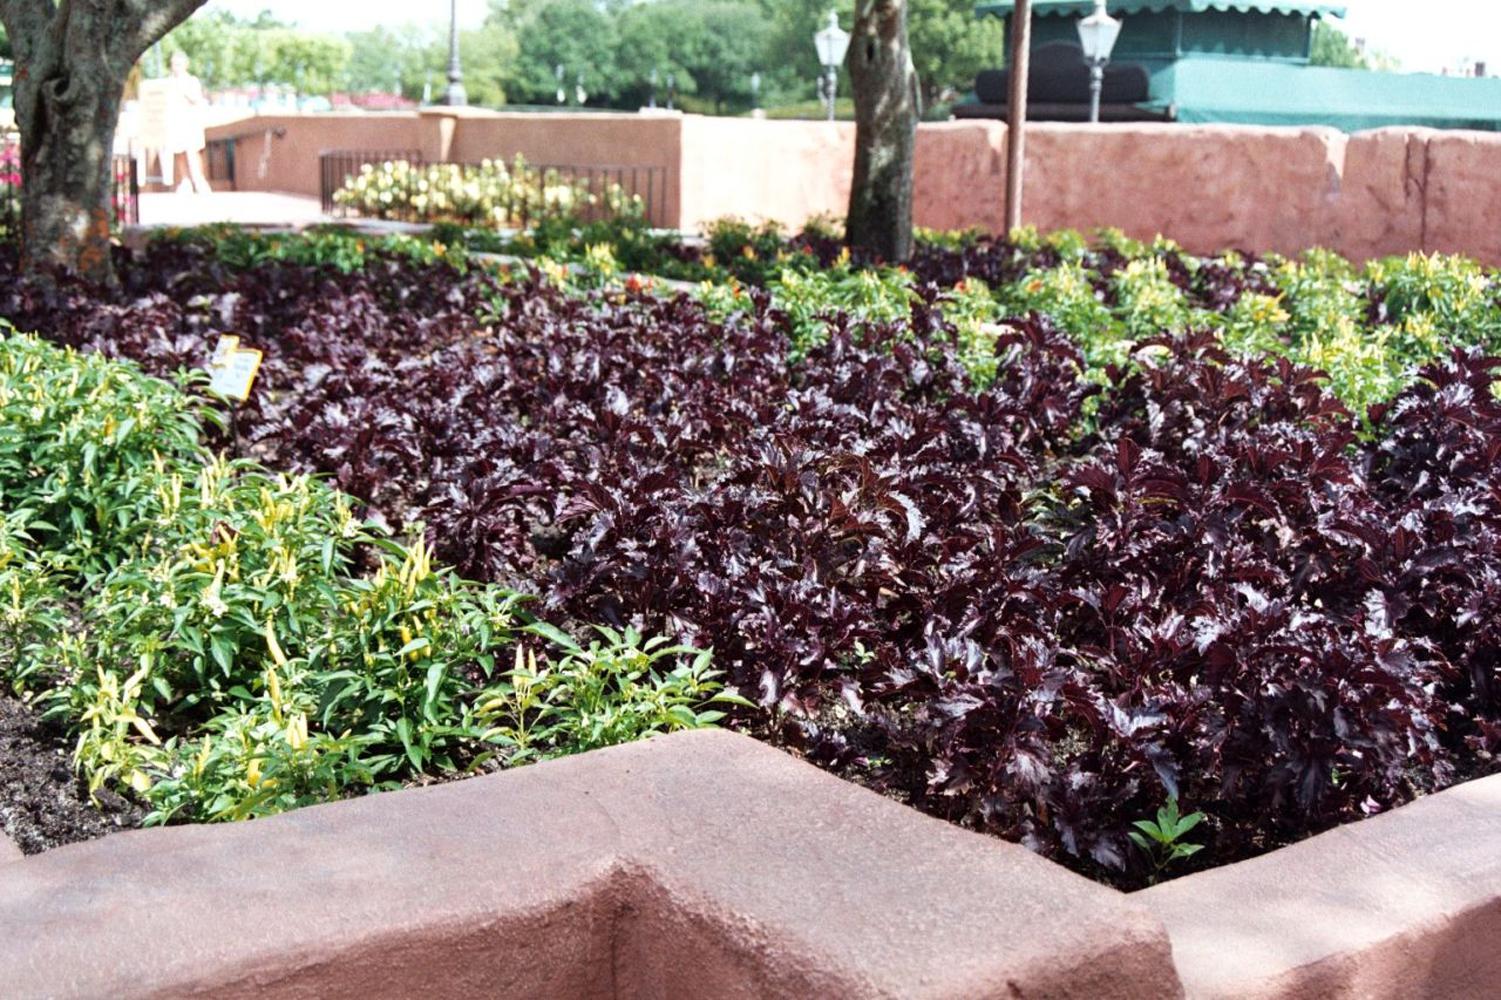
[[846, 0, 919, 263], [0, 0, 211, 284], [14, 54, 123, 284]]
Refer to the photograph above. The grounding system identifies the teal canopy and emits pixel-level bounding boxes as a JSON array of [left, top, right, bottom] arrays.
[[975, 1, 1345, 16], [1149, 59, 1501, 131]]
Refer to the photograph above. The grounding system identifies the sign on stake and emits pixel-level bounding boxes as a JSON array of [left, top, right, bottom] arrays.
[[207, 334, 263, 402]]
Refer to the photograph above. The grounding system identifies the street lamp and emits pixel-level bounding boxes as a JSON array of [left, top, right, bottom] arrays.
[[442, 0, 467, 106], [1076, 0, 1121, 124], [813, 10, 850, 122]]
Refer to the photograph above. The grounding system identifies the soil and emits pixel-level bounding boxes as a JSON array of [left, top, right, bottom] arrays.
[[0, 695, 143, 855]]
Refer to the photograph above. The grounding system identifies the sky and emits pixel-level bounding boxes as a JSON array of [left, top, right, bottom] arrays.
[[212, 0, 488, 34], [1333, 0, 1501, 74], [211, 0, 1501, 76]]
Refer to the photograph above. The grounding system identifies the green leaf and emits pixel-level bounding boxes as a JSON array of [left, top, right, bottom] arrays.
[[396, 637, 430, 658], [211, 631, 241, 668], [423, 662, 446, 712], [1173, 811, 1205, 840], [525, 621, 581, 653], [395, 717, 422, 770]]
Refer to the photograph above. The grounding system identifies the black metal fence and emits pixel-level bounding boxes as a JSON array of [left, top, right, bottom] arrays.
[[318, 149, 671, 229], [318, 149, 425, 214], [0, 130, 139, 232]]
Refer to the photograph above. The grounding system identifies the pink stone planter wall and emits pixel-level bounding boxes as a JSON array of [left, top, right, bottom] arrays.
[[2, 730, 1498, 998], [208, 111, 1501, 264]]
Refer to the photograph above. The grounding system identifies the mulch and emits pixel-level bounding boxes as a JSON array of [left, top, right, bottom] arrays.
[[0, 695, 142, 855]]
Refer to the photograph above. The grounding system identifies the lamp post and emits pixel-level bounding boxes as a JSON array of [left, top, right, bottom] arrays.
[[813, 10, 850, 122], [442, 0, 467, 106], [1076, 0, 1122, 124]]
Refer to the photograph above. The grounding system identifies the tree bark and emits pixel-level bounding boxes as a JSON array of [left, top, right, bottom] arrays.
[[0, 0, 210, 284], [846, 0, 919, 264]]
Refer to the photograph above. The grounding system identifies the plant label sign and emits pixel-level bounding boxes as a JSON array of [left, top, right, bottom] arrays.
[[207, 335, 263, 402]]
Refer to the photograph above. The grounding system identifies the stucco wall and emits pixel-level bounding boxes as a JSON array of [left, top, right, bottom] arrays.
[[1420, 129, 1501, 261], [927, 122, 1352, 258], [677, 116, 855, 233], [205, 109, 1501, 263], [206, 113, 441, 198], [3, 730, 1499, 998], [449, 111, 683, 227]]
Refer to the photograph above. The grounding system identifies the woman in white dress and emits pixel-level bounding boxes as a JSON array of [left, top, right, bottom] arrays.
[[164, 51, 212, 194]]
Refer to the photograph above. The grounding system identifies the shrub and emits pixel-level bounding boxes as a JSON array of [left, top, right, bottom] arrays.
[[0, 330, 727, 826], [333, 156, 640, 230]]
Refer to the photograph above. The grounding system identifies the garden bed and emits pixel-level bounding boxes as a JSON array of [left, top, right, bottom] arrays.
[[0, 695, 141, 854], [0, 225, 1497, 891]]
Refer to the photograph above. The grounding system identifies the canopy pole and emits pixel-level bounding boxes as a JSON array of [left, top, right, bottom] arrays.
[[1005, 0, 1033, 234]]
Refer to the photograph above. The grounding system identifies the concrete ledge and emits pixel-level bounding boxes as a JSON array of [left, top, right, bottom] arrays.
[[1142, 773, 1501, 1000], [2, 730, 1497, 999], [0, 831, 19, 864], [0, 730, 1179, 999]]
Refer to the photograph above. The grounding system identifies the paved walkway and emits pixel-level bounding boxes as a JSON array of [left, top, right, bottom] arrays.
[[138, 191, 328, 229]]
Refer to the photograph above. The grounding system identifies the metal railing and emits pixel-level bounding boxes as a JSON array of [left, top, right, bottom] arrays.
[[318, 148, 425, 214], [0, 130, 138, 232], [319, 150, 671, 229]]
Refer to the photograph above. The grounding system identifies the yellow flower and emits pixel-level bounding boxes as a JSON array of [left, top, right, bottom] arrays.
[[287, 713, 309, 751]]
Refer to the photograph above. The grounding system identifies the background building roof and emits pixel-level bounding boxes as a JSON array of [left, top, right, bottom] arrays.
[[975, 1, 1345, 17]]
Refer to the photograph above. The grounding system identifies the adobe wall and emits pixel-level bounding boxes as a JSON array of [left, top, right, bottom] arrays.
[[676, 115, 854, 233], [916, 122, 1351, 257], [448, 111, 684, 228], [203, 110, 1501, 264], [2, 729, 1498, 998], [0, 730, 1179, 999], [205, 112, 442, 198]]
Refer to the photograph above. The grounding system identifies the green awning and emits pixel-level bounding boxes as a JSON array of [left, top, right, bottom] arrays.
[[1146, 59, 1501, 131], [976, 1, 1345, 17]]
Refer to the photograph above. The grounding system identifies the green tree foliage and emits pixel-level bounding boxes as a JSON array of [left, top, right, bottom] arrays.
[[907, 0, 1004, 106], [486, 0, 1001, 113], [346, 22, 518, 106], [615, 1, 772, 111], [162, 11, 352, 94], [156, 0, 1002, 113], [1310, 21, 1397, 72], [455, 24, 522, 107], [489, 0, 621, 105], [345, 25, 440, 97], [754, 0, 856, 103]]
